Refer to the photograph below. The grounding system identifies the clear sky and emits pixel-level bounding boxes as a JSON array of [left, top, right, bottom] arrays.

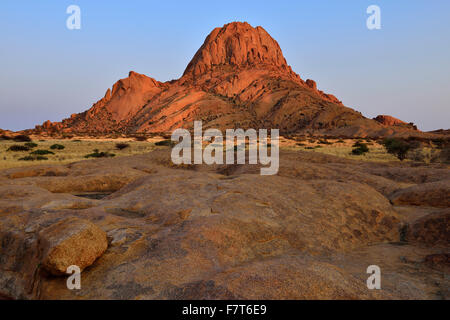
[[0, 0, 449, 131]]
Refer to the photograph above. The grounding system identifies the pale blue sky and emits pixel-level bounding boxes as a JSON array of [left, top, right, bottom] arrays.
[[0, 0, 449, 131]]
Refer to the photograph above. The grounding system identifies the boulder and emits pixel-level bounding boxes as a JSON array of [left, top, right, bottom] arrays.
[[39, 218, 108, 275], [390, 180, 450, 207], [406, 209, 450, 246]]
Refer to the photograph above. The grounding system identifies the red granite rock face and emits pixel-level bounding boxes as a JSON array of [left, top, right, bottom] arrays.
[[373, 115, 407, 126], [183, 22, 294, 77], [28, 22, 424, 137]]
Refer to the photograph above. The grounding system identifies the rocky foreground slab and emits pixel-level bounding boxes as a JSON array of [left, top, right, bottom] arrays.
[[0, 149, 448, 299]]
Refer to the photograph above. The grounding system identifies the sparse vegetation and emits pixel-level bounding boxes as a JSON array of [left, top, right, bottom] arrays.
[[25, 142, 38, 148], [19, 155, 48, 161], [84, 149, 115, 158], [7, 145, 30, 152], [50, 144, 65, 150], [352, 142, 369, 155], [0, 139, 155, 169], [382, 138, 412, 161], [155, 140, 175, 147], [30, 149, 55, 155], [0, 136, 442, 170], [13, 134, 32, 142], [115, 143, 130, 150]]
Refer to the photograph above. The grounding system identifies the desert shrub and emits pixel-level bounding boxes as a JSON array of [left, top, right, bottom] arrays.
[[134, 136, 148, 141], [50, 144, 65, 150], [352, 147, 367, 155], [353, 141, 368, 148], [305, 146, 315, 150], [155, 140, 175, 147], [432, 138, 445, 149], [18, 156, 35, 161], [116, 143, 130, 150], [337, 139, 345, 143], [7, 145, 30, 152], [314, 145, 322, 149], [352, 142, 369, 155], [0, 135, 13, 140], [30, 149, 54, 155], [13, 134, 32, 142], [382, 138, 412, 161], [296, 143, 306, 147], [19, 155, 48, 161], [318, 139, 332, 145], [25, 142, 38, 148], [84, 149, 115, 158]]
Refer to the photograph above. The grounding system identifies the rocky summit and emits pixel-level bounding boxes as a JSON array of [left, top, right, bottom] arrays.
[[33, 22, 421, 138], [0, 148, 448, 299]]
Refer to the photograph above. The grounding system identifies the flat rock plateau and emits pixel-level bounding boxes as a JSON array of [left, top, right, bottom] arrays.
[[0, 148, 448, 299]]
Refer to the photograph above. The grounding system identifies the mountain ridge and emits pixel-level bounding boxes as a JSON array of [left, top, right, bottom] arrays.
[[32, 22, 425, 138]]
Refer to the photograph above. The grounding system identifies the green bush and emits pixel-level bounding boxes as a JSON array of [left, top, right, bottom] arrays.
[[7, 145, 30, 152], [50, 144, 65, 150], [13, 134, 32, 142], [30, 149, 54, 155], [25, 142, 38, 148], [116, 143, 130, 150], [382, 138, 412, 161], [19, 155, 48, 161], [84, 149, 115, 158], [352, 147, 366, 155], [18, 156, 35, 161], [155, 140, 175, 147], [352, 142, 369, 156]]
